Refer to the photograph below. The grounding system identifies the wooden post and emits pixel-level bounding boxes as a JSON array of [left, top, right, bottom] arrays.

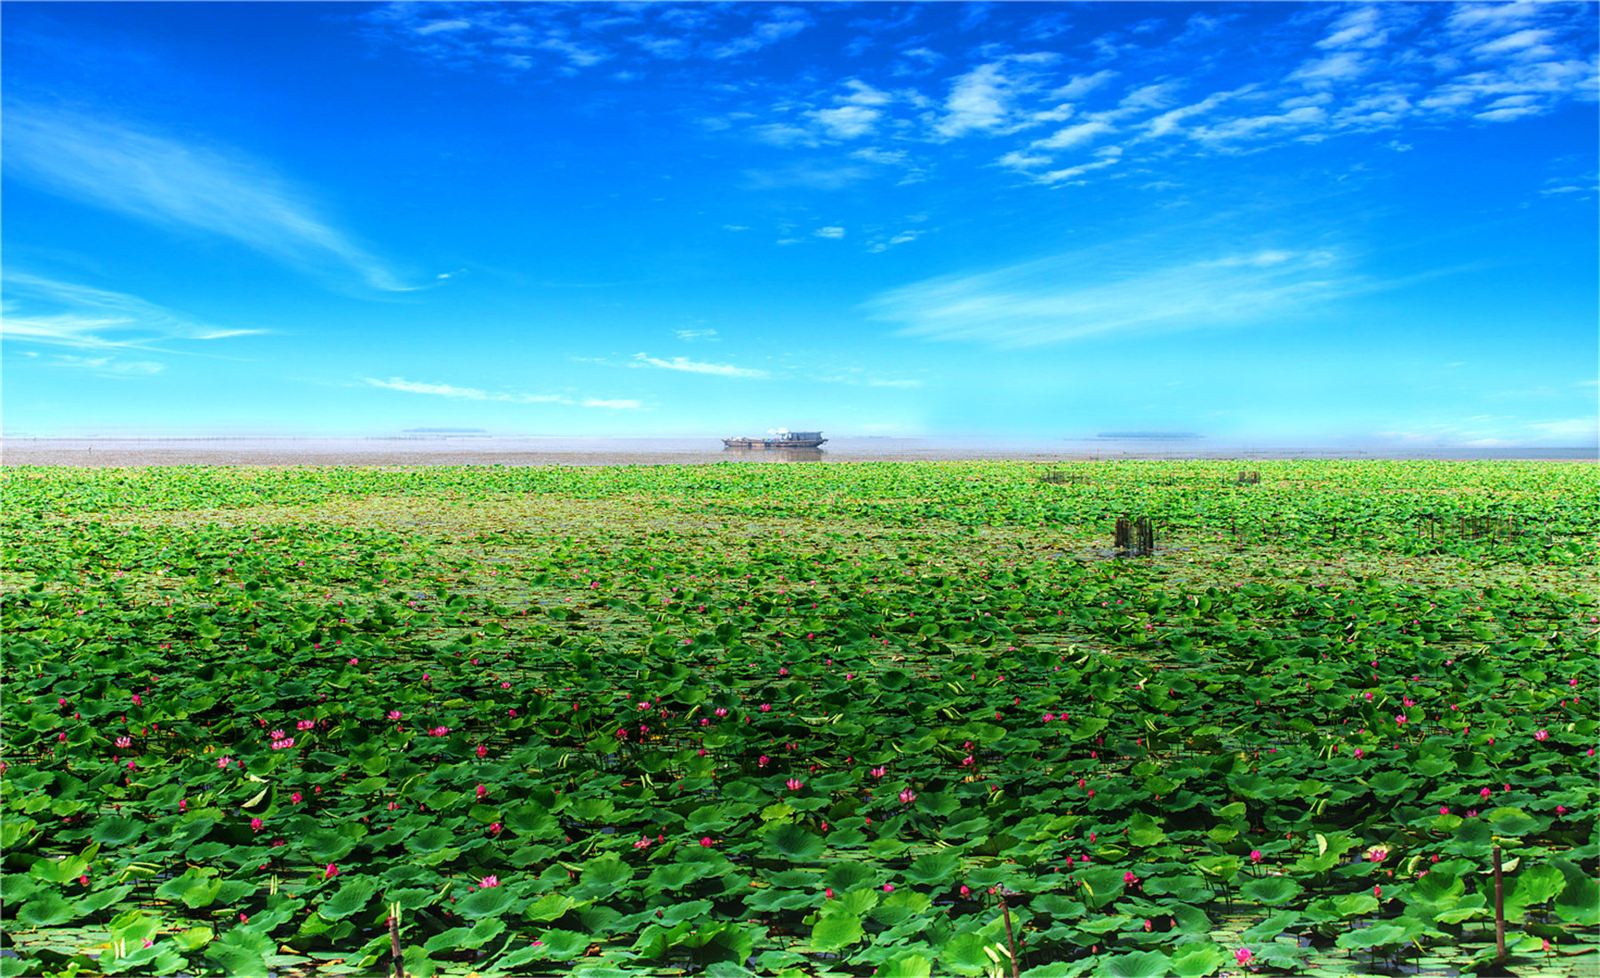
[[390, 913, 406, 978], [999, 892, 1021, 978], [1492, 846, 1505, 964]]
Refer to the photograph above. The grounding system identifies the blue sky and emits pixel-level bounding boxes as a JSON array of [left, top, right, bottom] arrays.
[[3, 2, 1596, 447]]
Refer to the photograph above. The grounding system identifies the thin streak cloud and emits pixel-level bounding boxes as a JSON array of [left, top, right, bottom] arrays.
[[867, 246, 1362, 347], [4, 106, 411, 292]]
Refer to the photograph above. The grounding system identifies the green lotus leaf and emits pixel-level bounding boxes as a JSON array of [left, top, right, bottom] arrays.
[[319, 877, 378, 920], [810, 911, 864, 952], [1241, 876, 1303, 906], [1102, 950, 1172, 977]]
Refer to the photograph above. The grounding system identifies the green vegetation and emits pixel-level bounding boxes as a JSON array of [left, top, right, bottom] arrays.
[[2, 461, 1596, 977]]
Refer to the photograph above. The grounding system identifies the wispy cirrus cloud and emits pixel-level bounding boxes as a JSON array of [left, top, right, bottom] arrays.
[[868, 244, 1360, 347], [1, 270, 269, 353], [631, 353, 769, 379], [363, 376, 640, 409], [4, 106, 410, 292], [42, 354, 166, 377]]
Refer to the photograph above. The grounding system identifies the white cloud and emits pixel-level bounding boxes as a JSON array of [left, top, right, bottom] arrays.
[[4, 106, 410, 292], [1526, 417, 1598, 441], [1290, 51, 1370, 85], [935, 55, 1057, 138], [841, 79, 893, 106], [1475, 28, 1555, 57], [1032, 119, 1115, 150], [1144, 87, 1252, 138], [415, 18, 473, 36], [1118, 82, 1182, 112], [866, 377, 923, 388], [674, 328, 719, 342], [867, 244, 1356, 347], [537, 36, 609, 68], [1317, 6, 1389, 49], [712, 9, 811, 59], [1, 271, 268, 353], [937, 62, 1013, 137], [631, 353, 769, 378], [1035, 147, 1123, 186], [364, 376, 569, 404], [998, 151, 1051, 170], [1051, 69, 1117, 101], [814, 226, 846, 239], [867, 230, 921, 253], [851, 147, 909, 166], [1188, 106, 1328, 144], [582, 398, 643, 410], [44, 354, 166, 376], [809, 104, 881, 139]]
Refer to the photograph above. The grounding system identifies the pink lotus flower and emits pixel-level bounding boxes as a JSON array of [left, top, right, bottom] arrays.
[[250, 817, 264, 832], [271, 738, 295, 750], [1534, 729, 1549, 742], [1373, 884, 1383, 898], [1395, 714, 1407, 725], [115, 735, 132, 748], [296, 719, 315, 731], [785, 778, 804, 792], [1249, 849, 1263, 864], [759, 704, 772, 713], [899, 788, 917, 804], [270, 729, 286, 741], [217, 756, 233, 769], [480, 875, 499, 888], [1480, 786, 1492, 799], [700, 836, 714, 847], [476, 784, 488, 800], [633, 835, 652, 849], [1439, 806, 1450, 815], [291, 792, 303, 804], [714, 707, 728, 718], [870, 766, 886, 779], [387, 710, 403, 721], [959, 884, 971, 897], [429, 726, 450, 737], [1123, 871, 1139, 885], [882, 883, 895, 893], [131, 693, 142, 707], [1235, 947, 1253, 966], [758, 755, 770, 768], [489, 822, 503, 835], [324, 864, 339, 879], [476, 744, 488, 758]]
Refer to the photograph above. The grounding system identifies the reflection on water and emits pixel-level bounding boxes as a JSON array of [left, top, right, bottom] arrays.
[[722, 447, 826, 463]]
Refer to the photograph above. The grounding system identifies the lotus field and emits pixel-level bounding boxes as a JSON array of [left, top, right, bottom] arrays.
[[3, 460, 1597, 978]]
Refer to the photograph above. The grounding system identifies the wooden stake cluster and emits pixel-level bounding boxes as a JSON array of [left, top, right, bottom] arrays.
[[1460, 514, 1521, 544], [1493, 847, 1506, 964], [1235, 470, 1261, 484], [1114, 517, 1156, 556]]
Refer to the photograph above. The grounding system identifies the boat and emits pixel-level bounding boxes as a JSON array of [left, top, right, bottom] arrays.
[[722, 429, 827, 449]]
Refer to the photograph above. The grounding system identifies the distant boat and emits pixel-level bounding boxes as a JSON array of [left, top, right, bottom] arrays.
[[723, 429, 827, 449]]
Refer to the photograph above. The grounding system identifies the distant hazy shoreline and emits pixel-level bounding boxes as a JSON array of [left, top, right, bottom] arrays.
[[2, 437, 1592, 467]]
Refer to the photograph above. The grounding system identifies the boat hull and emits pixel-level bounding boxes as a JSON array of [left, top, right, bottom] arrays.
[[723, 437, 827, 449]]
